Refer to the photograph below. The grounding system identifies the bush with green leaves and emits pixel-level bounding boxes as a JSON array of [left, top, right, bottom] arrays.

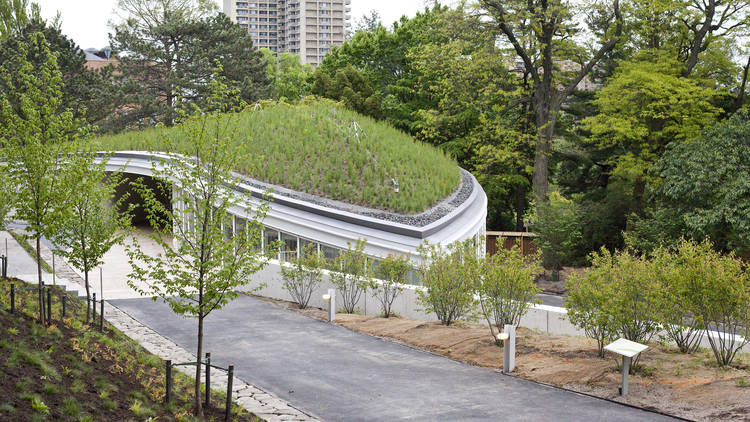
[[651, 240, 706, 354], [682, 240, 750, 366], [416, 239, 479, 326], [565, 266, 614, 357], [330, 239, 371, 313], [566, 248, 660, 360], [477, 243, 542, 342], [280, 243, 325, 309], [370, 253, 411, 318], [534, 192, 582, 270]]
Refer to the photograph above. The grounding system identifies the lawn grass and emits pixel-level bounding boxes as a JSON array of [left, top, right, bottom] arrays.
[[90, 99, 461, 214], [0, 278, 261, 421]]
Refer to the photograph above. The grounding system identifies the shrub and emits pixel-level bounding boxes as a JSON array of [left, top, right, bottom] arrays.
[[566, 265, 614, 357], [651, 240, 705, 354], [370, 253, 411, 318], [280, 243, 325, 309], [566, 248, 660, 360], [684, 241, 750, 366], [534, 192, 582, 270], [416, 239, 479, 326], [476, 243, 542, 342], [330, 239, 371, 313]]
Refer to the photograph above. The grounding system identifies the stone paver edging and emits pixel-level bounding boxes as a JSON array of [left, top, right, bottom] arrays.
[[28, 236, 320, 422]]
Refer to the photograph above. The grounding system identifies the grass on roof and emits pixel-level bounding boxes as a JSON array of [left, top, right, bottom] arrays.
[[91, 100, 461, 214]]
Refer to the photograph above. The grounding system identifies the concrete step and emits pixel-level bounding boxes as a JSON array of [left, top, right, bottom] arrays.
[[14, 273, 89, 299]]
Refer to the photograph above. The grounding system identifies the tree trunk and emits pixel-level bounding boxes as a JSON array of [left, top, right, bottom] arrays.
[[36, 235, 44, 325], [84, 270, 91, 323], [515, 184, 525, 231], [194, 314, 204, 416], [532, 96, 557, 203]]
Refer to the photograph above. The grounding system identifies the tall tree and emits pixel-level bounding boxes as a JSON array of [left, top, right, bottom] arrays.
[[110, 0, 270, 128], [0, 33, 84, 324], [0, 18, 114, 125], [260, 49, 314, 102], [126, 68, 273, 416], [0, 0, 40, 39], [479, 0, 623, 202]]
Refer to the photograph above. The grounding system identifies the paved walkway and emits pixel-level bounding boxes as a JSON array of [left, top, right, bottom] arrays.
[[111, 295, 676, 422]]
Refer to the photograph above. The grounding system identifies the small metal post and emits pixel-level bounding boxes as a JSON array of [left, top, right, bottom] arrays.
[[10, 283, 14, 313], [165, 360, 172, 403], [99, 297, 104, 331], [46, 288, 52, 323], [92, 293, 96, 323], [225, 365, 234, 421], [205, 352, 211, 408], [502, 324, 516, 374], [620, 356, 631, 396], [327, 288, 336, 322], [62, 295, 66, 318]]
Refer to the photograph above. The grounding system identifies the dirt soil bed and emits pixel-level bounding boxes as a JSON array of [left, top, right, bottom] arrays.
[[264, 297, 750, 422], [1, 279, 259, 422]]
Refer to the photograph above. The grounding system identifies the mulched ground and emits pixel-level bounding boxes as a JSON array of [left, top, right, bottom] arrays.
[[0, 280, 260, 421]]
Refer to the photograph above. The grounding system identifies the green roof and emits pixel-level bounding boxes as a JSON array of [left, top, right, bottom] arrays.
[[91, 101, 461, 214]]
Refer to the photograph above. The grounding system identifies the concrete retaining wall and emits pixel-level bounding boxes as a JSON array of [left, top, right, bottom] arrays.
[[243, 261, 750, 354]]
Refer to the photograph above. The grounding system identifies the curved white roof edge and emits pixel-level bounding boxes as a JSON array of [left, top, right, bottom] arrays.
[[101, 151, 487, 259]]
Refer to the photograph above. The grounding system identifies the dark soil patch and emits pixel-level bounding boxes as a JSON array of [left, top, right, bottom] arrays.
[[0, 278, 260, 421]]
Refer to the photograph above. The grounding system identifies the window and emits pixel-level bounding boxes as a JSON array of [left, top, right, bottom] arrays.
[[224, 215, 233, 240], [280, 232, 298, 262], [321, 244, 339, 263], [299, 238, 319, 257], [264, 228, 279, 257]]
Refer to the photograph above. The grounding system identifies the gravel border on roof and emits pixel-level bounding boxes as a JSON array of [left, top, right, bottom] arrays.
[[236, 168, 475, 228]]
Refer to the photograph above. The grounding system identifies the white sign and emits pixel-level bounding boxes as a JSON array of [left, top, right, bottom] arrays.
[[604, 338, 648, 358]]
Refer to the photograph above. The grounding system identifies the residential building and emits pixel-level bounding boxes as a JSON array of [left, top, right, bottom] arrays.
[[223, 0, 351, 66]]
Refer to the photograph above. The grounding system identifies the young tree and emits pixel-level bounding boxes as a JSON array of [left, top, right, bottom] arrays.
[[0, 166, 16, 230], [260, 50, 314, 102], [534, 191, 582, 270], [416, 239, 479, 326], [0, 33, 83, 325], [565, 267, 614, 358], [52, 152, 132, 323], [476, 243, 542, 343], [126, 68, 273, 416], [370, 253, 411, 318], [330, 239, 371, 313], [280, 243, 325, 309], [479, 0, 623, 202]]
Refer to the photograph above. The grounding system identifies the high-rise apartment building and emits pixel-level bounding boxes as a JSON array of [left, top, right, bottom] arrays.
[[223, 0, 351, 66]]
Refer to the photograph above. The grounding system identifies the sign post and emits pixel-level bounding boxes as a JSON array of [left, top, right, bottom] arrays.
[[604, 338, 648, 396]]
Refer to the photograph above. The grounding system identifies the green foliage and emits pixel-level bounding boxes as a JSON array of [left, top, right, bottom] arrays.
[[631, 113, 750, 256], [29, 395, 49, 414], [280, 243, 325, 309], [416, 239, 479, 326], [477, 242, 542, 342], [261, 49, 314, 102], [125, 67, 273, 414], [534, 192, 582, 270], [312, 65, 381, 118], [0, 0, 41, 40], [651, 240, 706, 353], [0, 32, 86, 323], [330, 239, 371, 314], [110, 0, 270, 129], [92, 100, 460, 214], [52, 151, 132, 322], [369, 253, 411, 318], [566, 266, 613, 357], [0, 18, 113, 124]]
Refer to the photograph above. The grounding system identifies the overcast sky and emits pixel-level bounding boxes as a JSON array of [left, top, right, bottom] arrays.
[[33, 0, 437, 49]]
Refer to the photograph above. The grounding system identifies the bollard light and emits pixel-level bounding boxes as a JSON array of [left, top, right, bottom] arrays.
[[497, 332, 509, 341], [499, 324, 516, 374], [323, 289, 335, 322]]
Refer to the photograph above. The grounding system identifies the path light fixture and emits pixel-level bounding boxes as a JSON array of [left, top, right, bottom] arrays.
[[604, 338, 648, 396], [497, 324, 516, 374], [322, 288, 335, 322]]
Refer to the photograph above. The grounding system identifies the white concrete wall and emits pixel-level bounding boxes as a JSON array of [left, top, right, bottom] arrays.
[[242, 262, 750, 354]]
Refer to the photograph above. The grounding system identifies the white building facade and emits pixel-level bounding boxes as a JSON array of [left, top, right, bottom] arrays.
[[223, 0, 351, 65]]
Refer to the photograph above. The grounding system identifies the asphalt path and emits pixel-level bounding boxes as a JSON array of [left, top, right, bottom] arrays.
[[111, 295, 675, 422]]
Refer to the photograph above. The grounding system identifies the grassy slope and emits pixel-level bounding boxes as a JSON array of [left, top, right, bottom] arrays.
[[0, 280, 259, 422], [91, 100, 461, 214]]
